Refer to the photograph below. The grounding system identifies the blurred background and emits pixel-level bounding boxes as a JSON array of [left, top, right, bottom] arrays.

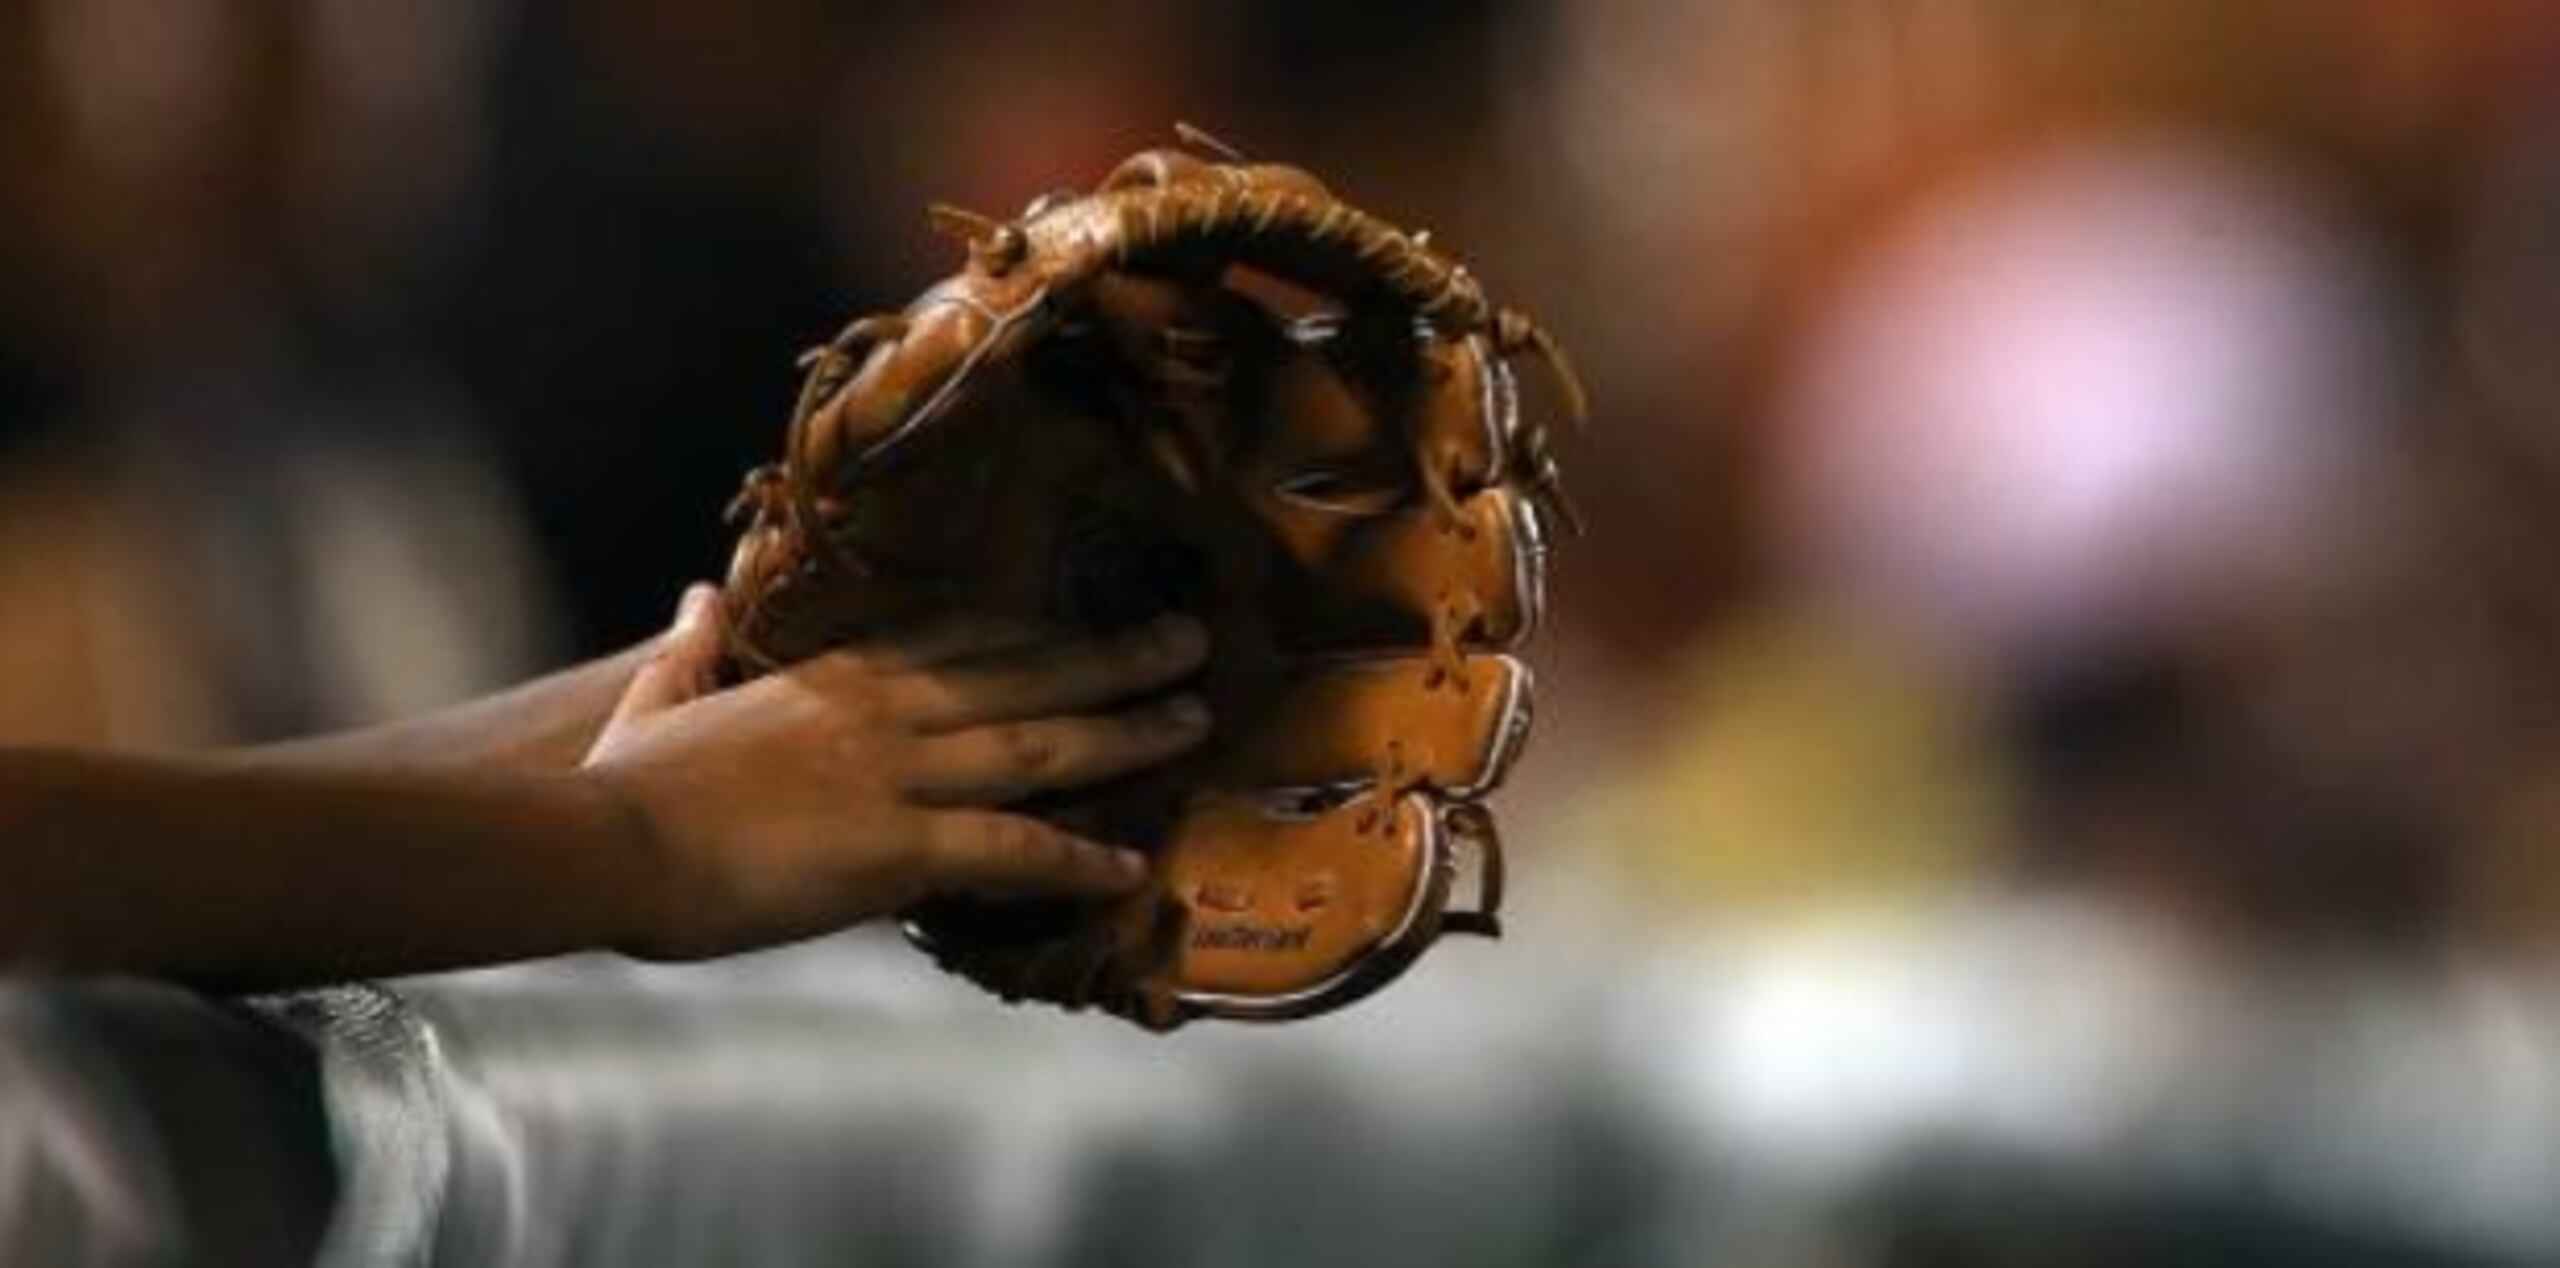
[[6, 0, 2560, 1264]]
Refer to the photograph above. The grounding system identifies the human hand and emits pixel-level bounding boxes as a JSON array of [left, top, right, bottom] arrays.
[[583, 584, 1210, 960]]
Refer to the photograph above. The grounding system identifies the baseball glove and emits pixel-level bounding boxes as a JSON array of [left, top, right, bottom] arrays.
[[720, 126, 1581, 1029]]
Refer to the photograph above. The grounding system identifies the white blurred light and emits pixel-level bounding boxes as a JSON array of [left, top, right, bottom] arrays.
[[1647, 901, 2214, 1183], [1634, 903, 2560, 1260]]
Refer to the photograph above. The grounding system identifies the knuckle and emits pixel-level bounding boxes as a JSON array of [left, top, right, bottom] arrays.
[[1147, 614, 1206, 662], [889, 814, 938, 876], [1143, 699, 1196, 737], [1096, 711, 1170, 758], [833, 675, 893, 717], [805, 648, 881, 691], [799, 648, 856, 679], [871, 741, 924, 794], [824, 706, 889, 764], [865, 677, 934, 729], [996, 721, 1059, 774], [986, 815, 1056, 866], [1142, 617, 1196, 664], [1101, 627, 1170, 677], [1113, 710, 1174, 752]]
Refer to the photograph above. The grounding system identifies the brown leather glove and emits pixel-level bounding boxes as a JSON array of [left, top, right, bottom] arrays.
[[720, 126, 1581, 1029]]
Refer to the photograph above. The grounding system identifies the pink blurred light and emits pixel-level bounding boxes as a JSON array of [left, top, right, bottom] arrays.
[[1775, 136, 2404, 662]]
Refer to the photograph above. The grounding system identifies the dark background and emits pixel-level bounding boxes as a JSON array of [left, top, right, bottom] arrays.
[[5, 2, 2560, 1264]]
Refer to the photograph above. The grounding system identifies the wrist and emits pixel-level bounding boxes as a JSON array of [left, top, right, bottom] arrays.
[[568, 769, 688, 960]]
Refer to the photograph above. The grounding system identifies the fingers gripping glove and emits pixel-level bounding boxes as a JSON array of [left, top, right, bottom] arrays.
[[720, 126, 1582, 1029]]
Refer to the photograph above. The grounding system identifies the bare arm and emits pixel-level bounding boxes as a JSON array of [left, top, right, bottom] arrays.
[[0, 751, 647, 987], [0, 589, 1211, 987], [230, 643, 654, 773]]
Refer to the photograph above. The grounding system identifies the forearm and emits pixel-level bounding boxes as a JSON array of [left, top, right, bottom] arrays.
[[233, 644, 653, 773], [0, 749, 654, 988]]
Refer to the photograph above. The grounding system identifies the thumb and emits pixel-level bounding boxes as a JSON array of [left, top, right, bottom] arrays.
[[607, 584, 726, 730]]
